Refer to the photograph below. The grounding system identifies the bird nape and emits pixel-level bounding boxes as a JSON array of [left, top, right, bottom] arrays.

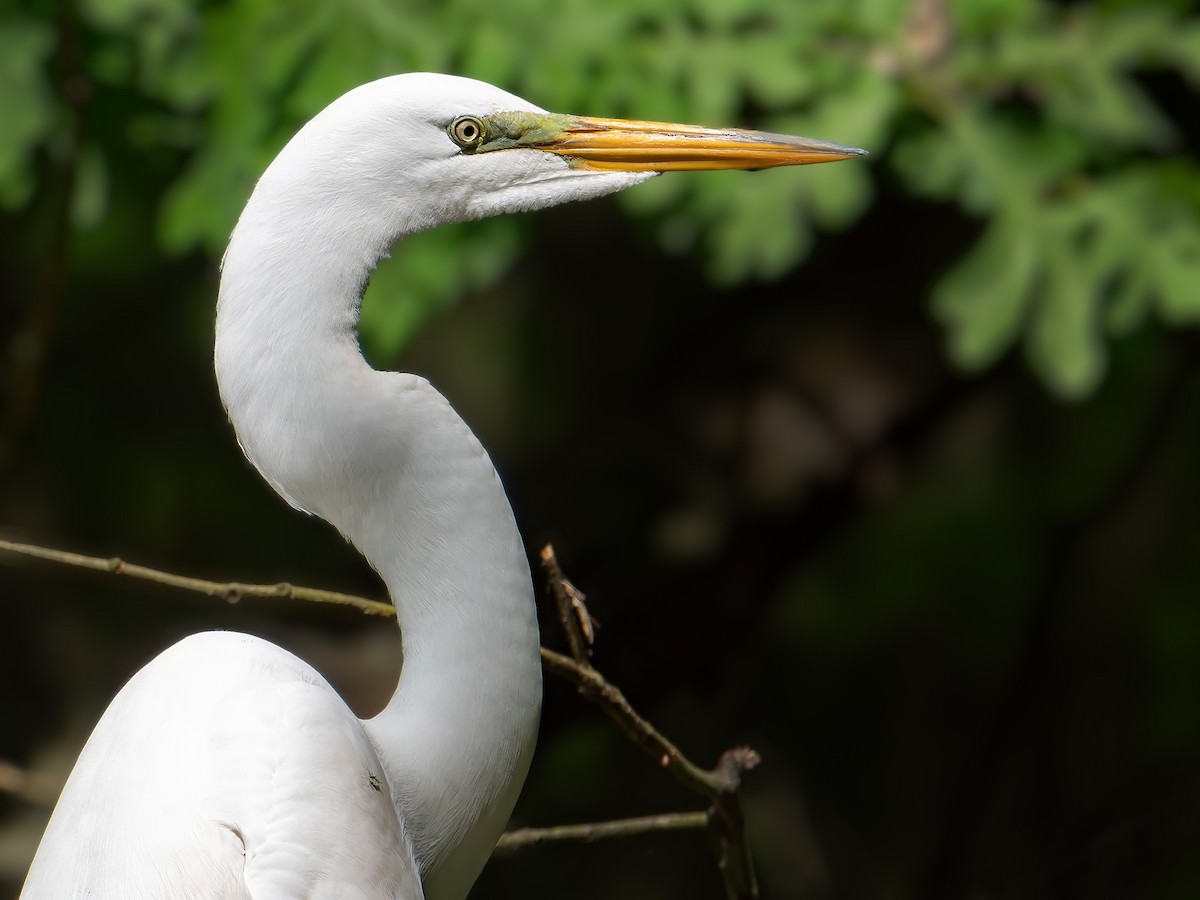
[[21, 73, 865, 900]]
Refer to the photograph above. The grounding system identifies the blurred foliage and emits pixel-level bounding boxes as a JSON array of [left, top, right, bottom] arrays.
[[2, 0, 1197, 394], [3, 2, 1200, 899]]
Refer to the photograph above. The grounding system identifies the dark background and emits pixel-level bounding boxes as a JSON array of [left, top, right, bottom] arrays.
[[3, 2, 1200, 898]]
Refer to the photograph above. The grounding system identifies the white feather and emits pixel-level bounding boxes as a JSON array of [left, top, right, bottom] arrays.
[[22, 73, 657, 900]]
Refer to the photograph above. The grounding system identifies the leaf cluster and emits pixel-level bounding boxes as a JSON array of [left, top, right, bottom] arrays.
[[1, 0, 1198, 395]]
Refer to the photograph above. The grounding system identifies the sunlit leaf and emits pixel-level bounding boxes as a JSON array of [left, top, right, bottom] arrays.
[[934, 220, 1036, 372], [9, 0, 1197, 395]]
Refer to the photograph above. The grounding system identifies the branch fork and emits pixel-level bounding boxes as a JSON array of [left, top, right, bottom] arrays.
[[538, 544, 761, 900]]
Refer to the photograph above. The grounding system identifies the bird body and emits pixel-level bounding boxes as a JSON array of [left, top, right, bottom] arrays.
[[21, 631, 420, 899], [22, 73, 863, 898]]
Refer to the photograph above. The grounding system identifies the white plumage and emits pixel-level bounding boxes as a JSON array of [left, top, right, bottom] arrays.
[[21, 73, 862, 899]]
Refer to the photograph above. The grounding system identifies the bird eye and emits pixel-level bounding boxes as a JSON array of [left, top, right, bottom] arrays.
[[449, 116, 485, 150]]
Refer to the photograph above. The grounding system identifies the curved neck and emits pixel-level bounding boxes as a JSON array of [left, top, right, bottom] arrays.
[[216, 186, 541, 900]]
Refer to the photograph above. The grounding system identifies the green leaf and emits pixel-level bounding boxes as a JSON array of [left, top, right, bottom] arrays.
[[360, 219, 521, 360], [18, 0, 1196, 391], [0, 14, 57, 209], [69, 144, 110, 230], [934, 219, 1037, 373], [706, 172, 815, 283], [1029, 239, 1105, 398]]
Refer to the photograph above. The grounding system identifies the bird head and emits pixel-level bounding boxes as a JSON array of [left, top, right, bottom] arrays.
[[246, 73, 866, 245]]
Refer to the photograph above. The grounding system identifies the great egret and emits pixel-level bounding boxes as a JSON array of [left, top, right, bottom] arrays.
[[21, 73, 864, 899]]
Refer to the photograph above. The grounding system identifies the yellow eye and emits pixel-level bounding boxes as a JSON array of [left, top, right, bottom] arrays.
[[449, 116, 485, 149]]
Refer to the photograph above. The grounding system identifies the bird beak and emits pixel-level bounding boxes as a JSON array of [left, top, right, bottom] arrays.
[[534, 115, 867, 172]]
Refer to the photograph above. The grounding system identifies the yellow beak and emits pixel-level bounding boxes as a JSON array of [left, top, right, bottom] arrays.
[[536, 115, 867, 172]]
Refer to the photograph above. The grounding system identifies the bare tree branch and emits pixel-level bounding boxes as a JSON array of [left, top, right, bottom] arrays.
[[494, 811, 708, 854], [538, 546, 761, 899], [0, 539, 394, 616], [0, 536, 761, 897], [539, 544, 595, 663]]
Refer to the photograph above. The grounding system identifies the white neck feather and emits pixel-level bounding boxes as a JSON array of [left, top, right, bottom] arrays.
[[215, 147, 541, 900], [213, 74, 655, 899]]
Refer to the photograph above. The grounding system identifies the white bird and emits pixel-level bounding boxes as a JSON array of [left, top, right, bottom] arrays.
[[21, 73, 863, 899]]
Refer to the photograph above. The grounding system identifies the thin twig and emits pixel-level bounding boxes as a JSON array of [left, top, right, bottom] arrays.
[[540, 542, 760, 899], [0, 537, 761, 897], [540, 647, 746, 795], [0, 539, 394, 616], [0, 754, 709, 853], [494, 810, 708, 854], [539, 545, 593, 663]]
